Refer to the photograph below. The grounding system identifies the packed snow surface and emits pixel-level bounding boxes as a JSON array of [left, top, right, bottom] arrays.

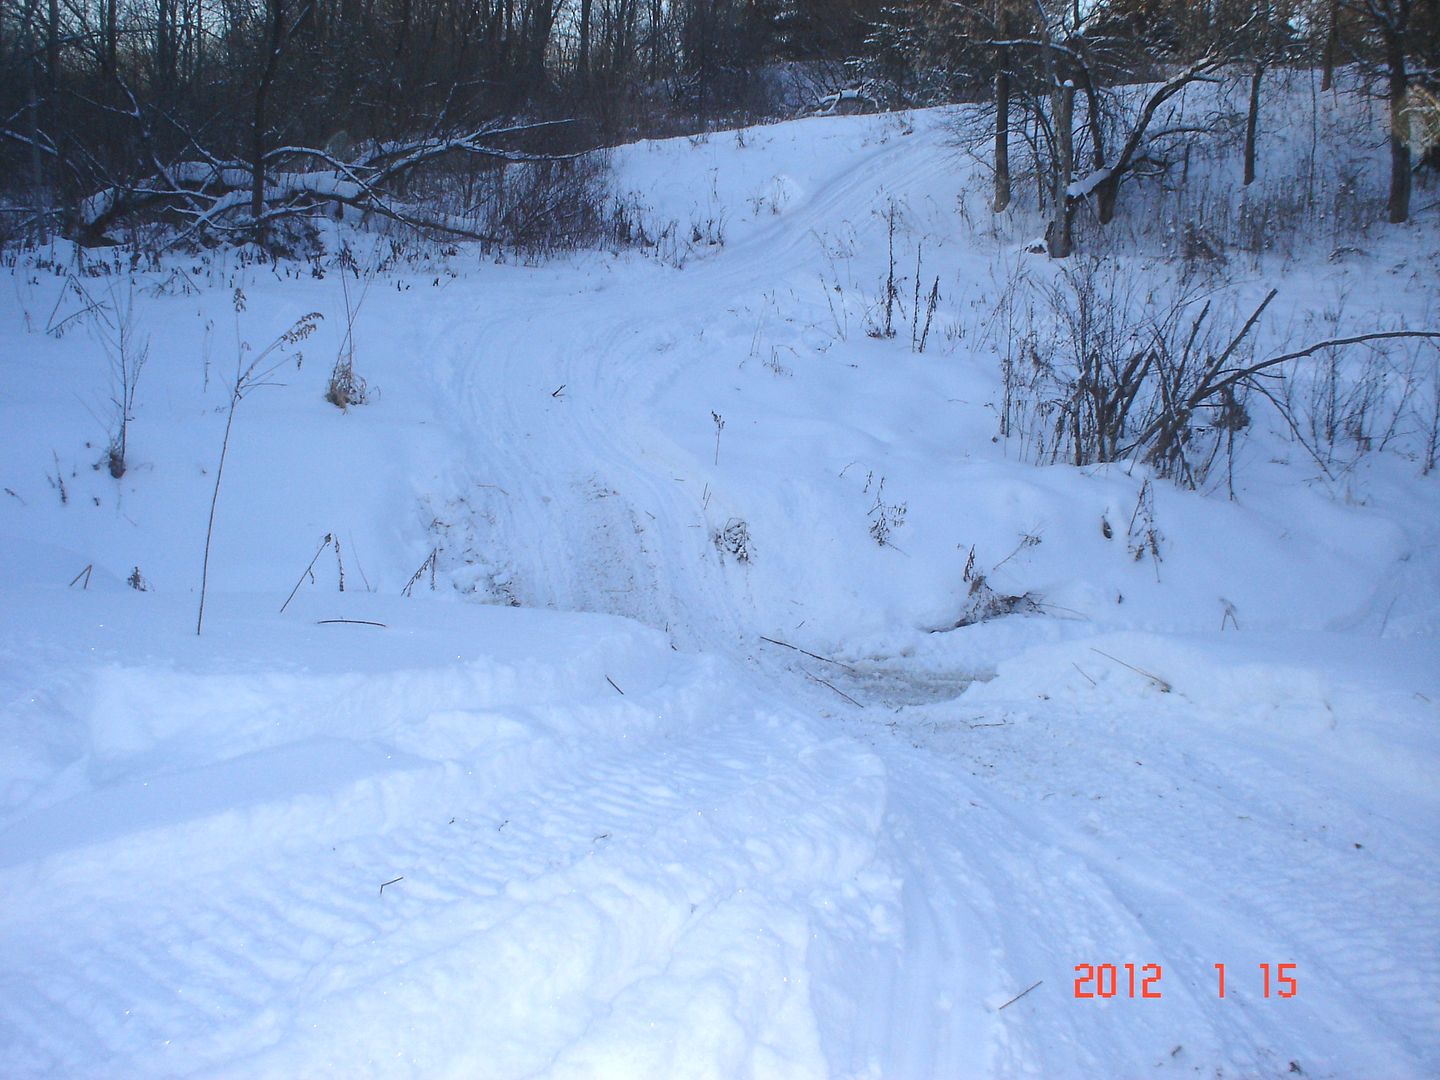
[[2, 92, 1438, 1078]]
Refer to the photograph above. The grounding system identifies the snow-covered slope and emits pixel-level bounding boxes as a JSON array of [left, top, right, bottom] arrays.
[[2, 83, 1438, 1078]]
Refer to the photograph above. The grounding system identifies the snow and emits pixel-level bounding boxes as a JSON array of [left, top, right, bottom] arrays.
[[3, 79, 1439, 1078], [1067, 167, 1113, 199]]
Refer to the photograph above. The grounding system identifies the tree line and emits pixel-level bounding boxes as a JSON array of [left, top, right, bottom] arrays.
[[1, 0, 1436, 249]]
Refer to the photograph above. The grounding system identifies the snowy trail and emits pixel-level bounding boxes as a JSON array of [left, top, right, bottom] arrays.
[[406, 116, 1440, 1078], [0, 605, 892, 1077], [403, 128, 1067, 1075], [777, 643, 1440, 1078], [418, 124, 1199, 1075], [368, 124, 1012, 1080], [3, 107, 1437, 1079], [421, 119, 954, 645]]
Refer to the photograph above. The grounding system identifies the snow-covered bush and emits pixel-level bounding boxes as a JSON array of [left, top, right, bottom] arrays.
[[988, 255, 1439, 488]]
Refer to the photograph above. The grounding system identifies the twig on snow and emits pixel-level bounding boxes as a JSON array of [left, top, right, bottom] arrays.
[[805, 671, 864, 708], [997, 980, 1043, 1011], [759, 635, 858, 672], [1089, 648, 1171, 693]]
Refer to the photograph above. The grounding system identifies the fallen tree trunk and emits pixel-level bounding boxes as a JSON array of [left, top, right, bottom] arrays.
[[73, 120, 576, 247]]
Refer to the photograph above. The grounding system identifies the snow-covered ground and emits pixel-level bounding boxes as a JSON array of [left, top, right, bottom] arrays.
[[2, 82, 1438, 1078]]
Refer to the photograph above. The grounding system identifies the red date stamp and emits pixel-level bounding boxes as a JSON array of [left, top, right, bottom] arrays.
[[1073, 963, 1297, 1000]]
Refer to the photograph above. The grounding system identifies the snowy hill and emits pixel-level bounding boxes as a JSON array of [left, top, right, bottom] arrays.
[[2, 85, 1438, 1077]]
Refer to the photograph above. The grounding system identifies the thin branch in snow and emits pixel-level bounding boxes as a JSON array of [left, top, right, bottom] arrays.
[[758, 635, 858, 672], [804, 671, 864, 708], [997, 980, 1043, 1011], [1089, 649, 1172, 693]]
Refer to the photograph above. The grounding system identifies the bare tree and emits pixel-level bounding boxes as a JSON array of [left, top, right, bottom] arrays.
[[994, 38, 1013, 211], [1344, 0, 1415, 222], [251, 0, 294, 247]]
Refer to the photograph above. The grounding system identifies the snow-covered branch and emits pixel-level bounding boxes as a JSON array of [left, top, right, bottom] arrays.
[[71, 120, 577, 246], [1, 127, 59, 158]]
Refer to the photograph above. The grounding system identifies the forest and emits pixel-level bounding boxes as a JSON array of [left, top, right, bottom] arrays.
[[3, 0, 1437, 253]]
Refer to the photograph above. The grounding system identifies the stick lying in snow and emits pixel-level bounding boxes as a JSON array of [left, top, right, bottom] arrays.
[[379, 876, 404, 896], [316, 618, 387, 628], [804, 671, 864, 708], [606, 675, 625, 695], [1089, 648, 1171, 693], [997, 980, 1043, 1011], [758, 635, 857, 672]]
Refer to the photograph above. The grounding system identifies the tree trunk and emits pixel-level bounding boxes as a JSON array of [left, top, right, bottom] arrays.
[[25, 0, 48, 242], [1081, 67, 1108, 220], [993, 65, 1010, 212], [156, 0, 173, 91], [1049, 81, 1075, 259], [46, 0, 59, 87], [191, 0, 204, 81], [1321, 0, 1339, 91], [1083, 72, 1105, 174], [1096, 172, 1118, 224], [521, 0, 557, 93], [621, 0, 637, 75], [1036, 0, 1074, 259], [1243, 62, 1263, 185], [1386, 37, 1410, 224], [252, 0, 286, 246], [46, 0, 69, 233], [104, 0, 118, 76], [579, 0, 591, 80]]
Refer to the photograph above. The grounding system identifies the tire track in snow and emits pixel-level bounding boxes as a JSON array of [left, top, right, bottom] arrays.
[[0, 670, 888, 1077], [411, 122, 1169, 1078], [408, 117, 1438, 1079], [799, 655, 1440, 1079], [422, 120, 954, 647]]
